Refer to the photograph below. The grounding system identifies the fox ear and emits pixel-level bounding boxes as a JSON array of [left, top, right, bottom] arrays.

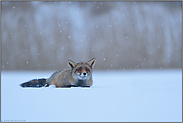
[[68, 60, 77, 70], [87, 58, 96, 69]]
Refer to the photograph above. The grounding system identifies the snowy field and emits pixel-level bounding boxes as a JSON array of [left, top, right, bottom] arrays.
[[1, 69, 182, 122]]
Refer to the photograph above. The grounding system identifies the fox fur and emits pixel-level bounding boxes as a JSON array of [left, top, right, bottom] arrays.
[[20, 58, 96, 88]]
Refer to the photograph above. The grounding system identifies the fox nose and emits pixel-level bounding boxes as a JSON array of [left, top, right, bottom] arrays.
[[83, 72, 86, 76]]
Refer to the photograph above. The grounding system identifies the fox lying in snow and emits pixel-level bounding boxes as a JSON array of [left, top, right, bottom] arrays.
[[20, 58, 96, 88]]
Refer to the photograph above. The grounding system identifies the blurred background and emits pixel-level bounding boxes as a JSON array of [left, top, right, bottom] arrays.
[[1, 1, 182, 71]]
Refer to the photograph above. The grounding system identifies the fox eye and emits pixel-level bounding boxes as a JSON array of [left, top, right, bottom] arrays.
[[76, 67, 82, 72], [85, 67, 90, 73]]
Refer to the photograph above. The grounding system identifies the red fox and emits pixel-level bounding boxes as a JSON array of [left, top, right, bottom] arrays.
[[20, 58, 96, 88]]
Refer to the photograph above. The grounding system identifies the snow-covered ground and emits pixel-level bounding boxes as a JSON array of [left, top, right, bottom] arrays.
[[1, 69, 182, 122]]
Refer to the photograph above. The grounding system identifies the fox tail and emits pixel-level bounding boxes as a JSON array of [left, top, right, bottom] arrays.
[[20, 78, 48, 88]]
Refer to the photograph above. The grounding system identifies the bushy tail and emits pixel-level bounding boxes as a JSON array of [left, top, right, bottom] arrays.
[[20, 78, 48, 88]]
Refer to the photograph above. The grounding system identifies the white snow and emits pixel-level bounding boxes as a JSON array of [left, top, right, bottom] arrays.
[[1, 69, 182, 122]]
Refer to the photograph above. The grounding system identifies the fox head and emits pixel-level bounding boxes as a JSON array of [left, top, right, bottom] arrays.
[[68, 58, 96, 81]]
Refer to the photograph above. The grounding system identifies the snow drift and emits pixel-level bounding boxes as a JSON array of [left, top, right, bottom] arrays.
[[1, 69, 182, 122]]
